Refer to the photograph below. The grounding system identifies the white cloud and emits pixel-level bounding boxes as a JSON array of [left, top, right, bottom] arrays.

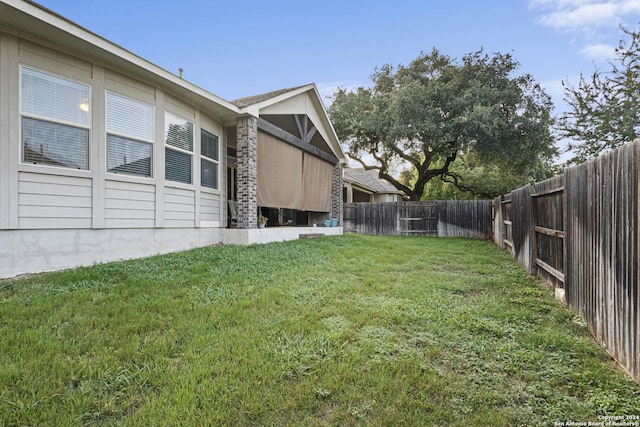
[[530, 0, 640, 31], [620, 0, 640, 13], [316, 80, 365, 107], [540, 3, 618, 29], [580, 42, 617, 59]]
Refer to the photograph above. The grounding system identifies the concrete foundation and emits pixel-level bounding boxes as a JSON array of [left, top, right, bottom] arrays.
[[1, 226, 343, 279], [0, 228, 222, 279], [222, 226, 343, 245]]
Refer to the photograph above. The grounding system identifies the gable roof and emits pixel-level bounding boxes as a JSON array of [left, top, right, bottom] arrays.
[[231, 85, 309, 108], [344, 168, 404, 195], [233, 84, 346, 162]]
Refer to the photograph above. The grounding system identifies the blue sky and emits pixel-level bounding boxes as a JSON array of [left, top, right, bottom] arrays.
[[35, 0, 640, 154]]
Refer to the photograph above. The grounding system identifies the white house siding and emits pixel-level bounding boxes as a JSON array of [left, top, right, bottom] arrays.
[[0, 27, 228, 278], [373, 193, 402, 203], [105, 180, 155, 228], [200, 191, 221, 227], [18, 171, 92, 229], [164, 186, 196, 227]]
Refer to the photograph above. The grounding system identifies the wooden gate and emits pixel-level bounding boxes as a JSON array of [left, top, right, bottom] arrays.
[[397, 202, 438, 236]]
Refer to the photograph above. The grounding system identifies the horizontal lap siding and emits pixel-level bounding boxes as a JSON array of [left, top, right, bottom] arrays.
[[165, 186, 195, 227], [105, 180, 155, 228], [200, 192, 220, 223], [18, 172, 92, 228]]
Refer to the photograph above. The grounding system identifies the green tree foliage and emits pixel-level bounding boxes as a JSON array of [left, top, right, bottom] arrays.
[[329, 48, 556, 201], [559, 26, 640, 165]]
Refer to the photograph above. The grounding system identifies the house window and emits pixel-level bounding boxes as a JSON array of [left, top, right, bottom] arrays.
[[165, 112, 193, 184], [200, 129, 219, 190], [106, 91, 154, 177], [20, 66, 90, 170]]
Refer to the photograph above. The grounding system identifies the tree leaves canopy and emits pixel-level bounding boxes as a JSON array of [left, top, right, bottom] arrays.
[[559, 26, 640, 165], [329, 48, 556, 200]]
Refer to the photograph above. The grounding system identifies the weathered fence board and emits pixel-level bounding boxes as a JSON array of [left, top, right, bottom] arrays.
[[564, 142, 639, 382], [494, 139, 640, 383], [437, 200, 492, 239], [533, 175, 565, 290], [492, 195, 503, 248], [343, 204, 356, 233], [511, 185, 534, 274], [398, 202, 438, 236], [343, 201, 491, 239]]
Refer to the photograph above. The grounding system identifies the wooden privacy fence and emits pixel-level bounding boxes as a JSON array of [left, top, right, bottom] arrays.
[[493, 140, 640, 383], [343, 200, 492, 239]]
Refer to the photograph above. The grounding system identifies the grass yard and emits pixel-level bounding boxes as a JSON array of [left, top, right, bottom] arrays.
[[1, 235, 639, 426]]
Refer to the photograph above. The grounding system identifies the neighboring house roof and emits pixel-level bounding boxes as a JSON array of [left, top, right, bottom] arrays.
[[343, 168, 404, 195]]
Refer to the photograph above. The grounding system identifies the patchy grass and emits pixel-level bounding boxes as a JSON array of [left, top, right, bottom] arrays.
[[1, 235, 638, 426]]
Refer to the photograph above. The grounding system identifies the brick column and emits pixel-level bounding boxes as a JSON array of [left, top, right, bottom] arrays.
[[331, 162, 343, 225], [236, 116, 258, 229]]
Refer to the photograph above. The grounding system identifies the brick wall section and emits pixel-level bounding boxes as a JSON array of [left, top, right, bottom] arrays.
[[236, 116, 258, 229], [331, 162, 343, 225]]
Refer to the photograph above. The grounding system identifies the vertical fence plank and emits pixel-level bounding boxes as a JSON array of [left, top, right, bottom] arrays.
[[493, 196, 504, 248], [511, 185, 534, 274]]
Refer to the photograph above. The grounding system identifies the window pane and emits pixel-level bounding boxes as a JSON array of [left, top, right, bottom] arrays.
[[165, 113, 193, 152], [166, 148, 191, 184], [22, 117, 89, 169], [21, 67, 90, 126], [201, 158, 218, 189], [107, 134, 152, 177], [201, 129, 219, 161], [106, 92, 153, 141]]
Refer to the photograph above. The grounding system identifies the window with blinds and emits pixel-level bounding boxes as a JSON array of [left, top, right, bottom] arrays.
[[201, 129, 219, 190], [106, 91, 154, 177], [165, 112, 193, 184], [20, 66, 91, 170]]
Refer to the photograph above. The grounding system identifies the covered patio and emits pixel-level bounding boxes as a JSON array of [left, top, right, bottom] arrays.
[[224, 84, 346, 243]]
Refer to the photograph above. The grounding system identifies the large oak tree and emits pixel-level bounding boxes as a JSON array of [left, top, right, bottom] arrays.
[[329, 48, 556, 200]]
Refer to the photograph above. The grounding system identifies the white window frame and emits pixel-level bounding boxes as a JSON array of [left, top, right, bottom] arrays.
[[105, 91, 154, 178], [164, 112, 194, 185], [19, 65, 91, 171], [200, 128, 220, 191]]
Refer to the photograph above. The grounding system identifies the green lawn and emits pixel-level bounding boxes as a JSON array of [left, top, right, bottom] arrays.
[[1, 235, 638, 426]]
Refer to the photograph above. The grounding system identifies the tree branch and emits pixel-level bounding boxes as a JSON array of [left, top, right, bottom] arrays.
[[368, 151, 415, 198], [441, 171, 497, 199], [387, 141, 421, 168]]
